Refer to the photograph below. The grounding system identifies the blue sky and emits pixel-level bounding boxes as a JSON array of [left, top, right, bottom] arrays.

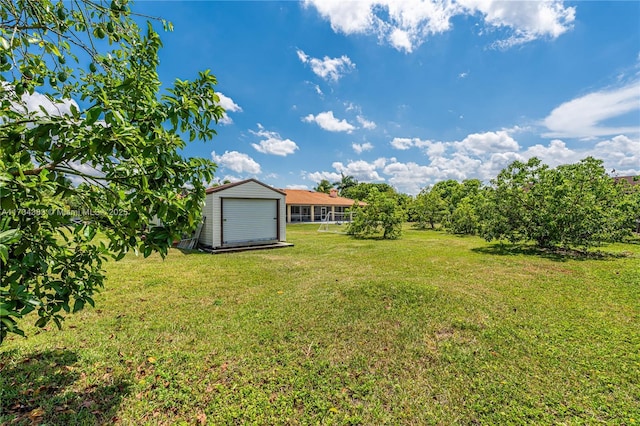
[[133, 0, 639, 194]]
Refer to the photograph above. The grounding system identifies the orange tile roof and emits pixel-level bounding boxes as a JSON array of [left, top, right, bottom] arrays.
[[283, 189, 365, 206]]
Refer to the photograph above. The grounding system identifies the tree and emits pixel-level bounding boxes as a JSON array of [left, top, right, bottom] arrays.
[[415, 179, 484, 234], [342, 182, 395, 201], [0, 0, 224, 342], [445, 180, 484, 235], [481, 157, 632, 249], [313, 179, 333, 194], [333, 173, 357, 196], [448, 195, 483, 235], [347, 188, 406, 239], [413, 186, 446, 229]]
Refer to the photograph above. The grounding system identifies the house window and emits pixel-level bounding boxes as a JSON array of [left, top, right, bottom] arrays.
[[290, 206, 311, 222]]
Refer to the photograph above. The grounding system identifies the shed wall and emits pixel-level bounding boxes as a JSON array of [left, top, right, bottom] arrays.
[[199, 180, 286, 248]]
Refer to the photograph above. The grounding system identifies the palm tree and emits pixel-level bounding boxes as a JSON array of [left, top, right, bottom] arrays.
[[334, 173, 357, 196], [314, 179, 333, 194]]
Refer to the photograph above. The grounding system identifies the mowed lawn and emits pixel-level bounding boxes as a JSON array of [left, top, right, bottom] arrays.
[[1, 225, 639, 425]]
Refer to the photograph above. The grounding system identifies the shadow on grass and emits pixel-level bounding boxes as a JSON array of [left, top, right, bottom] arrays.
[[472, 243, 630, 262], [0, 349, 131, 425]]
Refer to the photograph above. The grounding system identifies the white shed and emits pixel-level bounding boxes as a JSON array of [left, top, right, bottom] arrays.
[[198, 179, 286, 249]]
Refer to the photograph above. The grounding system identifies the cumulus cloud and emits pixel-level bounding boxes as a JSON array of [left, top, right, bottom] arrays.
[[542, 82, 640, 139], [216, 92, 242, 125], [303, 111, 356, 132], [250, 125, 299, 156], [212, 151, 261, 174], [589, 135, 640, 175], [390, 137, 432, 150], [306, 171, 342, 183], [460, 0, 576, 49], [456, 130, 520, 155], [332, 159, 386, 181], [356, 115, 376, 129], [296, 49, 356, 81], [287, 184, 310, 190], [521, 139, 578, 167], [301, 128, 638, 195], [353, 142, 374, 154], [303, 0, 575, 52], [383, 161, 438, 195]]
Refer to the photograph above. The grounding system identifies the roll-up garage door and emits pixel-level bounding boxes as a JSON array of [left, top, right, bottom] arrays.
[[222, 198, 278, 245]]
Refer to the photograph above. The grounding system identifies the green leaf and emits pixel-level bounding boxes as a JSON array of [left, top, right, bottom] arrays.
[[73, 299, 85, 313], [0, 245, 7, 263], [0, 229, 21, 244], [85, 106, 102, 125]]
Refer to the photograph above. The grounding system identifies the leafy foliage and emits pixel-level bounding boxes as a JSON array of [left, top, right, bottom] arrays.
[[347, 188, 406, 239], [413, 179, 484, 234], [481, 157, 633, 248], [313, 179, 333, 194], [0, 0, 224, 342], [413, 186, 447, 229], [333, 173, 357, 196], [341, 182, 395, 201]]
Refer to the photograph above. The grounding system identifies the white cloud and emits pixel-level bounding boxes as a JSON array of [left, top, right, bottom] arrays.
[[216, 92, 242, 125], [250, 125, 299, 156], [303, 0, 456, 53], [521, 139, 578, 167], [356, 115, 376, 129], [304, 0, 575, 52], [390, 137, 432, 150], [459, 71, 469, 78], [456, 130, 520, 155], [589, 135, 640, 175], [303, 111, 356, 132], [460, 0, 576, 49], [287, 184, 310, 190], [353, 142, 374, 154], [542, 82, 640, 138], [296, 49, 356, 81], [425, 141, 447, 158], [383, 161, 438, 194], [212, 151, 261, 174], [307, 128, 639, 195], [389, 28, 413, 52], [429, 153, 483, 181], [8, 85, 78, 117], [332, 159, 385, 181], [307, 171, 342, 183], [390, 137, 414, 150]]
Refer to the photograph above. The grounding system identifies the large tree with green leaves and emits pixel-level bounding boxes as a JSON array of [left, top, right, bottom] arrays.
[[481, 157, 633, 249], [341, 182, 395, 201], [413, 186, 447, 229], [347, 187, 406, 239], [0, 0, 224, 342]]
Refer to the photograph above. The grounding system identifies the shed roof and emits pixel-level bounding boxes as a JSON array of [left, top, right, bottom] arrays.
[[283, 189, 364, 206], [205, 178, 286, 195]]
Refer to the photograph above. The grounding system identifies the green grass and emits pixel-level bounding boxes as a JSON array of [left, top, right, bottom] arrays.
[[2, 225, 639, 425]]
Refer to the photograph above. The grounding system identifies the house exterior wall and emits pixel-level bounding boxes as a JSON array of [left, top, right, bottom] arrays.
[[287, 205, 351, 222], [199, 180, 286, 248]]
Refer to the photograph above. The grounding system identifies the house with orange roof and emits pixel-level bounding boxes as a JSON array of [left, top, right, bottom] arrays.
[[283, 188, 364, 223]]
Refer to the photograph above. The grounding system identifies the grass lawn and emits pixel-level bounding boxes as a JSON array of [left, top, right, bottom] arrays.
[[1, 225, 639, 425]]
